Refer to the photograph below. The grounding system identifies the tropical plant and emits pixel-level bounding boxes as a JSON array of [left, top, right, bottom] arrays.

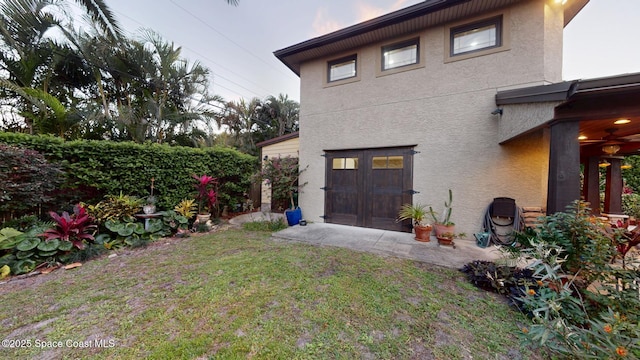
[[161, 210, 189, 234], [40, 204, 97, 249], [85, 193, 144, 224], [193, 174, 217, 215], [174, 199, 197, 219], [103, 217, 162, 249], [0, 222, 78, 275], [397, 203, 430, 227]]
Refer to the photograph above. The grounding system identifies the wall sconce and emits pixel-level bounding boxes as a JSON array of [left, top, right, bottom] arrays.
[[621, 162, 632, 170], [599, 159, 611, 168]]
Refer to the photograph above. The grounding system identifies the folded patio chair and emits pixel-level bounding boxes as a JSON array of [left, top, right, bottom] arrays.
[[477, 197, 524, 246]]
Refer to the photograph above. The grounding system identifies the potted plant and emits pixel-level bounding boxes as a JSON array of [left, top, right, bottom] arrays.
[[142, 178, 157, 214], [143, 195, 156, 214], [429, 189, 456, 238], [193, 174, 217, 224], [397, 203, 432, 242], [435, 231, 466, 247]]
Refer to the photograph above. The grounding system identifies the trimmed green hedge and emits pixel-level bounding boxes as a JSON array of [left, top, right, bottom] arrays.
[[0, 132, 258, 213]]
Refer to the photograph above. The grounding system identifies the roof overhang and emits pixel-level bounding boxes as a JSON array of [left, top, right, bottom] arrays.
[[496, 72, 640, 155], [274, 0, 589, 76], [256, 131, 299, 148]]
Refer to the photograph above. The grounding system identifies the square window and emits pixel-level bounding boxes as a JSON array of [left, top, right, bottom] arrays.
[[451, 16, 501, 56], [382, 39, 418, 71], [328, 55, 357, 82]]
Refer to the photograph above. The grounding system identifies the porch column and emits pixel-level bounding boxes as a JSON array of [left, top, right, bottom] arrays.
[[603, 157, 623, 214], [582, 156, 601, 214], [547, 120, 581, 214]]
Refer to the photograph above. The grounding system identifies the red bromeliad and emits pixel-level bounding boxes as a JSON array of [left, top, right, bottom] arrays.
[[41, 204, 97, 250]]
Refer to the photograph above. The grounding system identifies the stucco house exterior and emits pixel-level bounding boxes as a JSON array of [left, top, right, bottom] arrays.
[[274, 0, 640, 237], [256, 132, 300, 211]]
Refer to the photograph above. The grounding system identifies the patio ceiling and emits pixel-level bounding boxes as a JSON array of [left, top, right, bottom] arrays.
[[554, 73, 640, 158], [496, 72, 640, 158]]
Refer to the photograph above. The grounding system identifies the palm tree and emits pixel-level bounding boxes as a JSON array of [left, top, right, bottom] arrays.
[[216, 97, 261, 154], [262, 93, 299, 137], [0, 0, 120, 135]]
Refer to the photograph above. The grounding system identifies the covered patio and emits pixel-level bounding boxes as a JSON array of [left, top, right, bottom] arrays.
[[496, 72, 640, 217]]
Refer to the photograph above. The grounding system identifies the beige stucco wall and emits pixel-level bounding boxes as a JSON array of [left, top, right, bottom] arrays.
[[297, 0, 563, 236], [260, 137, 300, 210]]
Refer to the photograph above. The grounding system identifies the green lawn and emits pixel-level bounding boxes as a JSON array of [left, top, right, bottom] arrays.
[[0, 227, 543, 359]]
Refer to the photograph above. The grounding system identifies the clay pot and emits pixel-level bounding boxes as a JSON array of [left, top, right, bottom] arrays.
[[414, 225, 432, 242]]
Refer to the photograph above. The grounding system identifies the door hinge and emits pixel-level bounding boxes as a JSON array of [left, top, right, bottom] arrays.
[[320, 153, 328, 157], [409, 150, 420, 155], [407, 190, 420, 195], [320, 215, 328, 219], [320, 187, 331, 191]]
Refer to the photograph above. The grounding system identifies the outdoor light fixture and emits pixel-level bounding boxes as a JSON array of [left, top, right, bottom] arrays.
[[602, 144, 621, 155], [614, 119, 631, 125], [599, 159, 611, 168], [578, 135, 587, 140], [621, 163, 633, 170]]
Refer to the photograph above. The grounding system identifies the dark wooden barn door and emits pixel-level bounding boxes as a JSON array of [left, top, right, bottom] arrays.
[[324, 147, 414, 232]]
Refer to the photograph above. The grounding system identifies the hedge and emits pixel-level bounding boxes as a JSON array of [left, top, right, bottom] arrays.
[[0, 132, 258, 214]]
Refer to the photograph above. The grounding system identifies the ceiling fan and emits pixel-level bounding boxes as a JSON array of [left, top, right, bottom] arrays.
[[579, 128, 634, 155]]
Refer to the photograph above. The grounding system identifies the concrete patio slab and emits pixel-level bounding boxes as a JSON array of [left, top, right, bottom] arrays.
[[271, 222, 506, 269]]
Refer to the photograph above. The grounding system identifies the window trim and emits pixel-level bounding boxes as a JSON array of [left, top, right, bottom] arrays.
[[327, 54, 358, 83], [375, 34, 425, 77], [450, 16, 502, 57], [444, 11, 510, 63], [381, 38, 420, 71]]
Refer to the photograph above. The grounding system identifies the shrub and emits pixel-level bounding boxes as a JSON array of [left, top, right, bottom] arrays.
[[517, 241, 639, 359], [257, 156, 306, 209], [0, 144, 63, 219], [0, 132, 257, 214]]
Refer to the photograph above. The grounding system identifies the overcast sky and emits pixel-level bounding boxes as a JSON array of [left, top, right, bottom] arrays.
[[95, 0, 640, 103]]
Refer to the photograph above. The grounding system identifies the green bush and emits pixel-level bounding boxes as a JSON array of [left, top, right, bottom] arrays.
[[476, 201, 640, 359], [0, 132, 257, 215]]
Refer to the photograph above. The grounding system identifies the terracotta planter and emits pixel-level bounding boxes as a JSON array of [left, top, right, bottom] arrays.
[[434, 223, 455, 237], [414, 225, 432, 242], [436, 236, 454, 246]]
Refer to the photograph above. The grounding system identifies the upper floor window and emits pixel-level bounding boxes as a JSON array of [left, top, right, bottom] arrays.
[[328, 55, 357, 82], [382, 38, 419, 71], [450, 16, 502, 56]]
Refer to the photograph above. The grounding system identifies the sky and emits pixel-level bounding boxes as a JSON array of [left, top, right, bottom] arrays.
[[91, 0, 640, 103]]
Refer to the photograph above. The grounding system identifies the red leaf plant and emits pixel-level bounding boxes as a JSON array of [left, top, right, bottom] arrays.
[[193, 174, 218, 214], [41, 204, 97, 250]]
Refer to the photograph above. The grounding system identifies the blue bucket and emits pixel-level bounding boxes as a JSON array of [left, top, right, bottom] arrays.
[[285, 207, 302, 226]]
